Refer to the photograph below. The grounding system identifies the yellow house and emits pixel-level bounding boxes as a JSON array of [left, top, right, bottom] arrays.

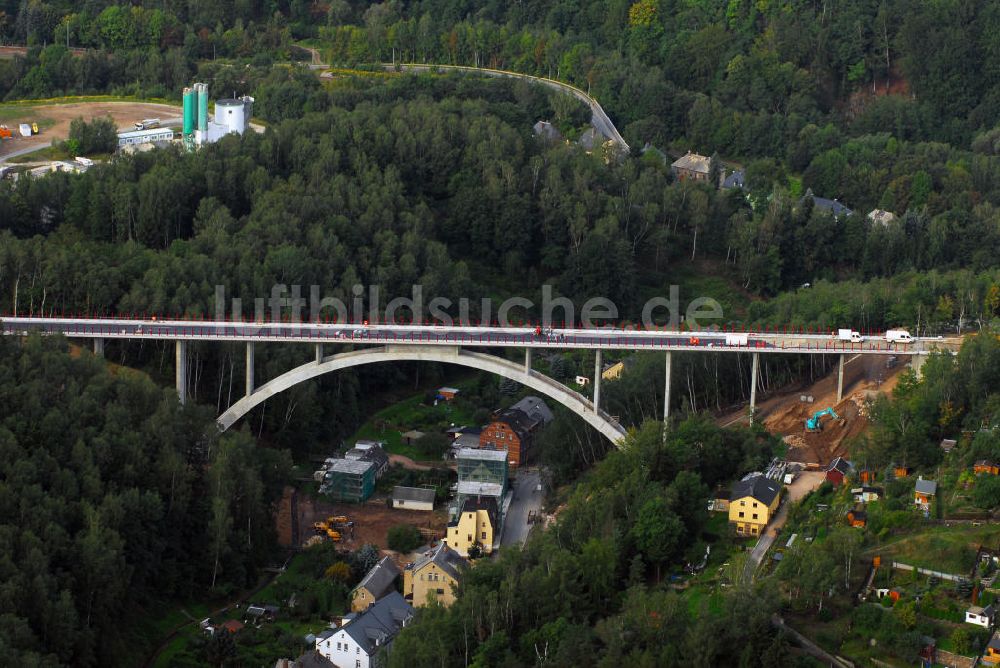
[[350, 555, 400, 612], [446, 497, 498, 557], [728, 476, 781, 537], [403, 542, 468, 607], [601, 361, 625, 381]]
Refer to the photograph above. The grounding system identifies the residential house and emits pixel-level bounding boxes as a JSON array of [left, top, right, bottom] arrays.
[[671, 151, 711, 182], [601, 361, 625, 381], [448, 430, 482, 459], [320, 459, 376, 502], [826, 457, 853, 486], [446, 496, 498, 556], [315, 591, 413, 668], [984, 631, 1000, 665], [847, 508, 867, 528], [801, 188, 853, 219], [721, 169, 745, 190], [967, 604, 995, 628], [437, 387, 460, 401], [578, 127, 606, 153], [403, 542, 468, 607], [346, 441, 389, 480], [940, 438, 957, 453], [975, 460, 1000, 476], [914, 478, 938, 511], [391, 486, 436, 511], [575, 375, 590, 386], [852, 487, 883, 503], [728, 476, 782, 537], [532, 121, 562, 143], [480, 396, 553, 468], [868, 209, 896, 226], [351, 556, 401, 613]]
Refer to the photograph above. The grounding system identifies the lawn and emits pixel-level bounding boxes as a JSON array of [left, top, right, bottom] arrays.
[[876, 524, 1000, 575], [0, 105, 56, 129], [347, 385, 479, 460]]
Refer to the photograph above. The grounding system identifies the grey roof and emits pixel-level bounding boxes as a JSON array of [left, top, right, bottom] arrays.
[[411, 542, 468, 582], [915, 479, 938, 495], [353, 556, 400, 601], [456, 481, 504, 497], [941, 438, 957, 451], [511, 396, 554, 425], [730, 476, 781, 506], [532, 120, 562, 142], [457, 447, 507, 462], [803, 189, 853, 218], [340, 591, 413, 655], [671, 151, 711, 174], [293, 652, 336, 668], [722, 169, 745, 190], [454, 433, 482, 449], [827, 457, 852, 475], [989, 631, 1000, 650], [327, 459, 375, 476], [455, 496, 498, 530], [392, 486, 436, 504], [578, 127, 605, 151], [969, 604, 994, 615], [491, 407, 535, 440]]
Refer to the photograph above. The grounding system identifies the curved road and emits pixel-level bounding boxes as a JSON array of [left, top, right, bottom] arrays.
[[381, 63, 629, 152]]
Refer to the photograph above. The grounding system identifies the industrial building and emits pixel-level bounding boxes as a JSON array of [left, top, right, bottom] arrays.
[[319, 459, 376, 502], [456, 448, 508, 494], [182, 82, 253, 146], [117, 127, 174, 148]]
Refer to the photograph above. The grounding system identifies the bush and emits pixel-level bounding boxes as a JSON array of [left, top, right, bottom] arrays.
[[387, 524, 422, 552]]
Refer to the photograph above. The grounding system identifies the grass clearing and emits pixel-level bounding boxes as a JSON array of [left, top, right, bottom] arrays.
[[877, 523, 1000, 575]]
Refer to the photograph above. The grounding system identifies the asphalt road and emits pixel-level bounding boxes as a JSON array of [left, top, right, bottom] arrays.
[[501, 470, 542, 547], [0, 317, 957, 355]]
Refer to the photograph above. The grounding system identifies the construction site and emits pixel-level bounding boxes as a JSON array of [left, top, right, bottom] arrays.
[[721, 353, 910, 467]]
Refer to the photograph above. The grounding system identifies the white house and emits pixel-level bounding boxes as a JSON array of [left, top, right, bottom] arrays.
[[966, 604, 995, 628], [315, 591, 413, 668]]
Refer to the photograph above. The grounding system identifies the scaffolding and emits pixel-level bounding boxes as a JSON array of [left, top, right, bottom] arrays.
[[320, 460, 376, 502]]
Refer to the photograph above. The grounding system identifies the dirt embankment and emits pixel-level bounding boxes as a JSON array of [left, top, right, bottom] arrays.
[[280, 492, 447, 550], [0, 101, 182, 159], [721, 354, 911, 467]]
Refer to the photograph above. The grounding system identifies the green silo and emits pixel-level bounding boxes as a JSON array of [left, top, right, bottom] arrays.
[[182, 88, 195, 136], [197, 84, 209, 132]]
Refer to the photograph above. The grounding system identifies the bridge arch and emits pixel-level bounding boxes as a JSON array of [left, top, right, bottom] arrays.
[[217, 345, 628, 445]]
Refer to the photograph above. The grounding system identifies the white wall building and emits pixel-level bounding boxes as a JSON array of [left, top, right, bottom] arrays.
[[315, 591, 413, 668]]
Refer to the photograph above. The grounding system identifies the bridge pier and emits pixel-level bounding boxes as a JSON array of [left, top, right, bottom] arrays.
[[93, 338, 104, 357], [245, 342, 255, 397], [175, 340, 188, 405], [525, 348, 532, 375], [593, 349, 602, 412], [315, 343, 323, 364], [749, 352, 759, 424], [837, 354, 845, 402], [663, 352, 672, 439], [911, 354, 925, 379]]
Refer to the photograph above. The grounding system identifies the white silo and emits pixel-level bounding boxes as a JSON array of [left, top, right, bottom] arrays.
[[215, 98, 247, 135]]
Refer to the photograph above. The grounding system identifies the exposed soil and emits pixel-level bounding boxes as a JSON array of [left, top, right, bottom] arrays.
[[0, 101, 182, 159], [294, 493, 447, 550], [720, 354, 911, 466]]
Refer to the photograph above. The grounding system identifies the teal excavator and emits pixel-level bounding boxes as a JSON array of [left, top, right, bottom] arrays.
[[806, 407, 840, 431]]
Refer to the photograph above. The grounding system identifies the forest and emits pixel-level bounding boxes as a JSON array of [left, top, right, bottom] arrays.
[[0, 335, 291, 665]]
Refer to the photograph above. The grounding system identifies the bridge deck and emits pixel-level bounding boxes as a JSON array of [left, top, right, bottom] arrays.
[[0, 317, 960, 355]]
